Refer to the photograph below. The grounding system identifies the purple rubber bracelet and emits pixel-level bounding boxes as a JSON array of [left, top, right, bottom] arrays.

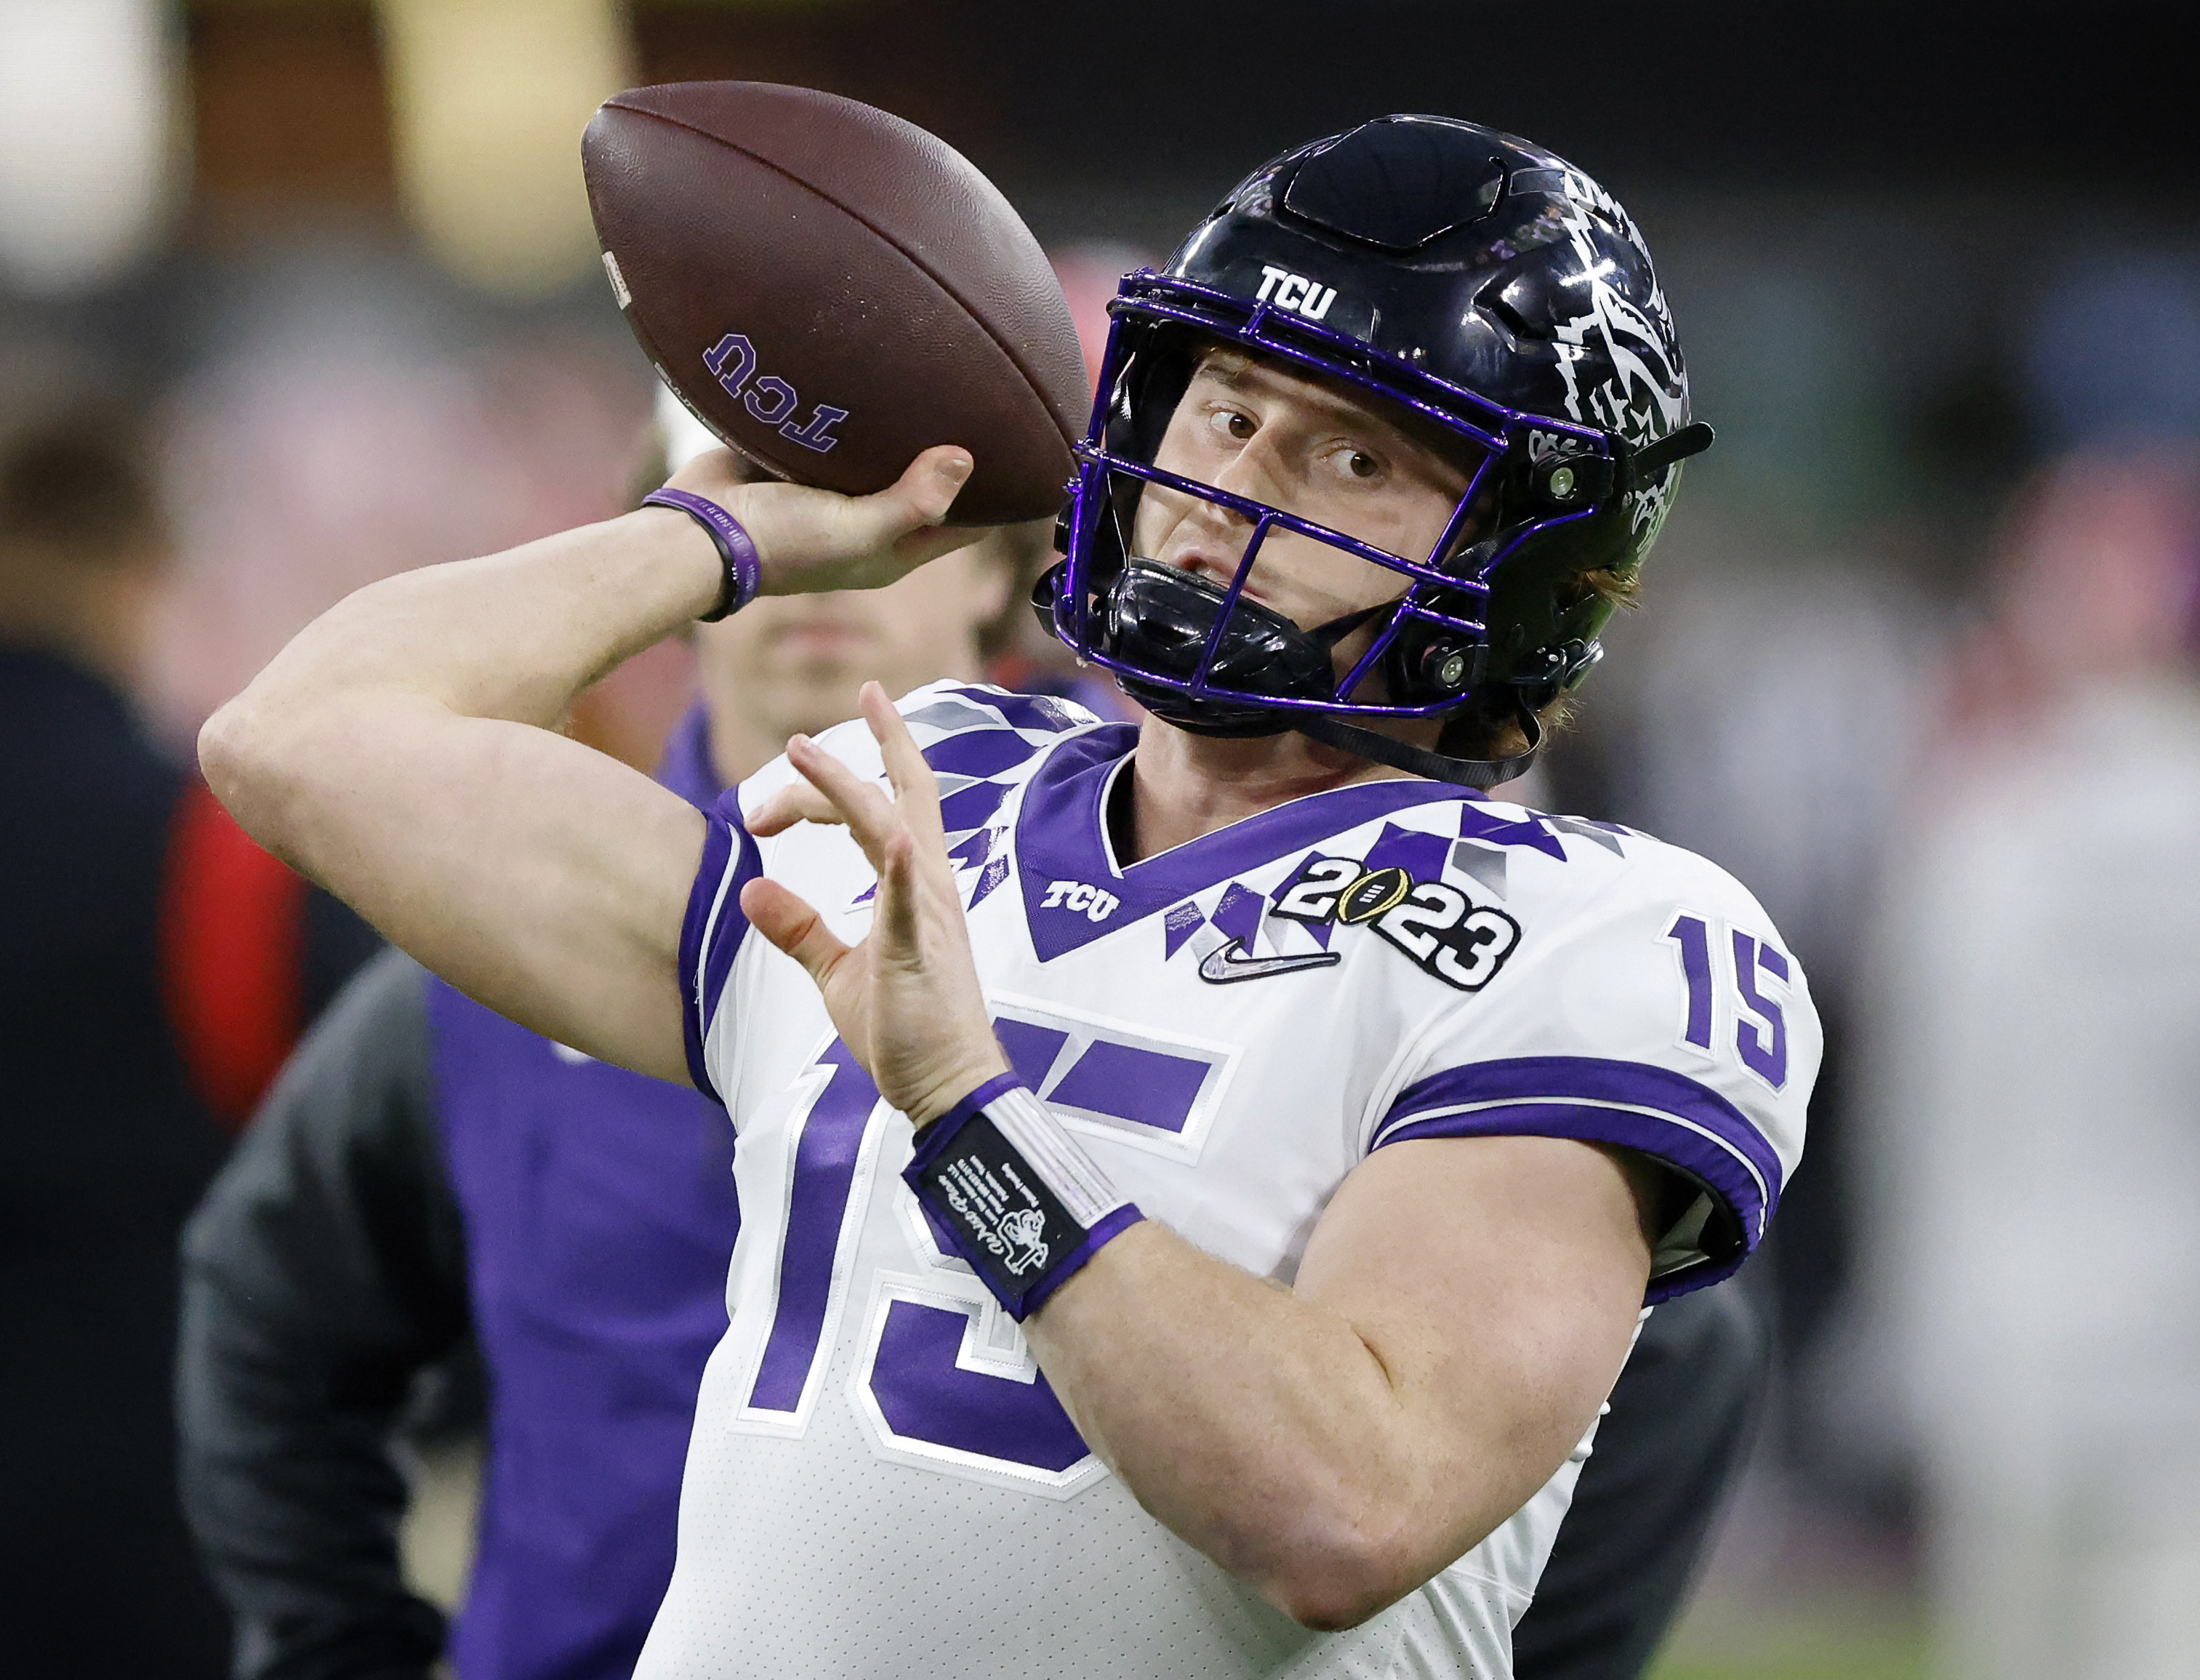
[[641, 489, 761, 621]]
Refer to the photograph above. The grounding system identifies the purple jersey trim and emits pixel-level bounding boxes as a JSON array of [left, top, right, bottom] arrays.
[[1015, 727, 1489, 962], [928, 727, 1052, 779], [677, 796, 763, 1101], [928, 683, 1096, 736], [1018, 1204, 1144, 1320], [1371, 1056, 1784, 1301]]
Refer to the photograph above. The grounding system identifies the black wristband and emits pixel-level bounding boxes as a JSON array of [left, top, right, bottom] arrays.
[[904, 1074, 1143, 1321]]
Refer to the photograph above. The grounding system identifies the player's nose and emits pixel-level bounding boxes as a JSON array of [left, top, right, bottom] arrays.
[[1205, 427, 1304, 520]]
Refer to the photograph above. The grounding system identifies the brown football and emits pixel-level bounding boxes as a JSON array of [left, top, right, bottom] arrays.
[[582, 82, 1089, 526]]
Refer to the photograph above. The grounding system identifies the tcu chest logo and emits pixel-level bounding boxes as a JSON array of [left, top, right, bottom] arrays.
[[1041, 879, 1120, 923], [1253, 266, 1338, 321], [703, 331, 848, 454]]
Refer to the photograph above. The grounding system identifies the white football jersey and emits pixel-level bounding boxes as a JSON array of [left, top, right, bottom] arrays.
[[639, 682, 1814, 1680]]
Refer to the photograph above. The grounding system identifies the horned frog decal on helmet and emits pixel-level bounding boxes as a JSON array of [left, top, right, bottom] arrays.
[[1546, 169, 1690, 553]]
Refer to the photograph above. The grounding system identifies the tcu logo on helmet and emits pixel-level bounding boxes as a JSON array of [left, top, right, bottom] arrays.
[[1253, 266, 1338, 321], [703, 330, 848, 454]]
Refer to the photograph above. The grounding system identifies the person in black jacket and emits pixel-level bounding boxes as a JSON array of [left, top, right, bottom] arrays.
[[0, 403, 379, 1677], [176, 947, 470, 1680]]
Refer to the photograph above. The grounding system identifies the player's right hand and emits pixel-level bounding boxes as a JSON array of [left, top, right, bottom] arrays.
[[665, 445, 979, 599]]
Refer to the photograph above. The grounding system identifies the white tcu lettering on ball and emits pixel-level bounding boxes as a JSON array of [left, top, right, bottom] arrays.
[[1253, 265, 1338, 321]]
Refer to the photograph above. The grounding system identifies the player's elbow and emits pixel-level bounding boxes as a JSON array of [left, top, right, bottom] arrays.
[[1266, 1554, 1418, 1632], [198, 691, 265, 819], [198, 686, 319, 858], [1259, 1506, 1429, 1631]]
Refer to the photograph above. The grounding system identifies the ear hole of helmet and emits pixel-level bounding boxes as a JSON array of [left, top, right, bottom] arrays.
[[1376, 450, 1635, 713]]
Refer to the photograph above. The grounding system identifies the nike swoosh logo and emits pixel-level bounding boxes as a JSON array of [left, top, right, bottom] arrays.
[[1197, 938, 1342, 984]]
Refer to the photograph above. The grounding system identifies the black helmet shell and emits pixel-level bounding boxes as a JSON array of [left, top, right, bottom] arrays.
[[1168, 114, 1692, 563]]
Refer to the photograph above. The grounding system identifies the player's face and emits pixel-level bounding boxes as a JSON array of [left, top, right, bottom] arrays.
[[1134, 349, 1474, 642], [694, 539, 1011, 744]]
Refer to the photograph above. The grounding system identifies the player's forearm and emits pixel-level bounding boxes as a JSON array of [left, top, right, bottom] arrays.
[[202, 508, 712, 849], [1024, 1225, 1508, 1631], [220, 509, 711, 747]]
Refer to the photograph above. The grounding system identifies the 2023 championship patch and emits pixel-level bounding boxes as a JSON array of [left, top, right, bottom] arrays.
[[1272, 853, 1522, 991]]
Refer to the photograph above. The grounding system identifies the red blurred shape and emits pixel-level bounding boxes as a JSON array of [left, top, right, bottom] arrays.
[[160, 780, 307, 1130]]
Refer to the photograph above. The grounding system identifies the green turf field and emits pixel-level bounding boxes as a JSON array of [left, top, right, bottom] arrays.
[[1649, 1597, 1926, 1680]]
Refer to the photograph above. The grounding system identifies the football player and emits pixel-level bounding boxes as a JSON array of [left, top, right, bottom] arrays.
[[201, 116, 1813, 1678]]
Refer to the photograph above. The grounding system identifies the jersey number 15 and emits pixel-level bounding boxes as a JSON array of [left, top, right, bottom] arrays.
[[1665, 914, 1791, 1090]]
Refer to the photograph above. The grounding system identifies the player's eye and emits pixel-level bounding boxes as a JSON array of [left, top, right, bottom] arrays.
[[1214, 408, 1256, 442], [1323, 445, 1384, 483]]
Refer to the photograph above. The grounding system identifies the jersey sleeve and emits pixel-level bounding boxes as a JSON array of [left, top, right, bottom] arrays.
[[678, 791, 765, 1103], [1368, 848, 1816, 1301]]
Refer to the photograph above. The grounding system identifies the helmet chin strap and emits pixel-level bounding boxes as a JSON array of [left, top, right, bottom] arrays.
[[1294, 699, 1543, 790], [1291, 599, 1544, 789]]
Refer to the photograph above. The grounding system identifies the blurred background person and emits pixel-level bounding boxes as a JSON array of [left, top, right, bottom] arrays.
[[0, 396, 377, 1675], [0, 398, 230, 1678], [1856, 436, 2200, 1680]]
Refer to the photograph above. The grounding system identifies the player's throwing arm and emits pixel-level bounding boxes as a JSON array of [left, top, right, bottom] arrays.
[[197, 444, 976, 1082]]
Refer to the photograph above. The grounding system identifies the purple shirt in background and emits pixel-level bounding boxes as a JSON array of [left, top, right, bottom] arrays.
[[433, 707, 735, 1680]]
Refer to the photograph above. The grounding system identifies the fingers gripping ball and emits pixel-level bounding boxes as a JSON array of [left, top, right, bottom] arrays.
[[585, 82, 1089, 526]]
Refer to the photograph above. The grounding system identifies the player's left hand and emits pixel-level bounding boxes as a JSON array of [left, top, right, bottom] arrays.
[[741, 683, 1010, 1128]]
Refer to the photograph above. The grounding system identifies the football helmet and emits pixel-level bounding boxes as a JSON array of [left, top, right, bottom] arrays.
[[1033, 114, 1712, 786]]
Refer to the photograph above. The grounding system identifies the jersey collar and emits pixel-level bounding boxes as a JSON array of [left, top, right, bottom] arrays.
[[1015, 725, 1482, 962]]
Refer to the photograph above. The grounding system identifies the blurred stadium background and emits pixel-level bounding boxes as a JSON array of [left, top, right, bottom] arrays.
[[4, 4, 2197, 1678]]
